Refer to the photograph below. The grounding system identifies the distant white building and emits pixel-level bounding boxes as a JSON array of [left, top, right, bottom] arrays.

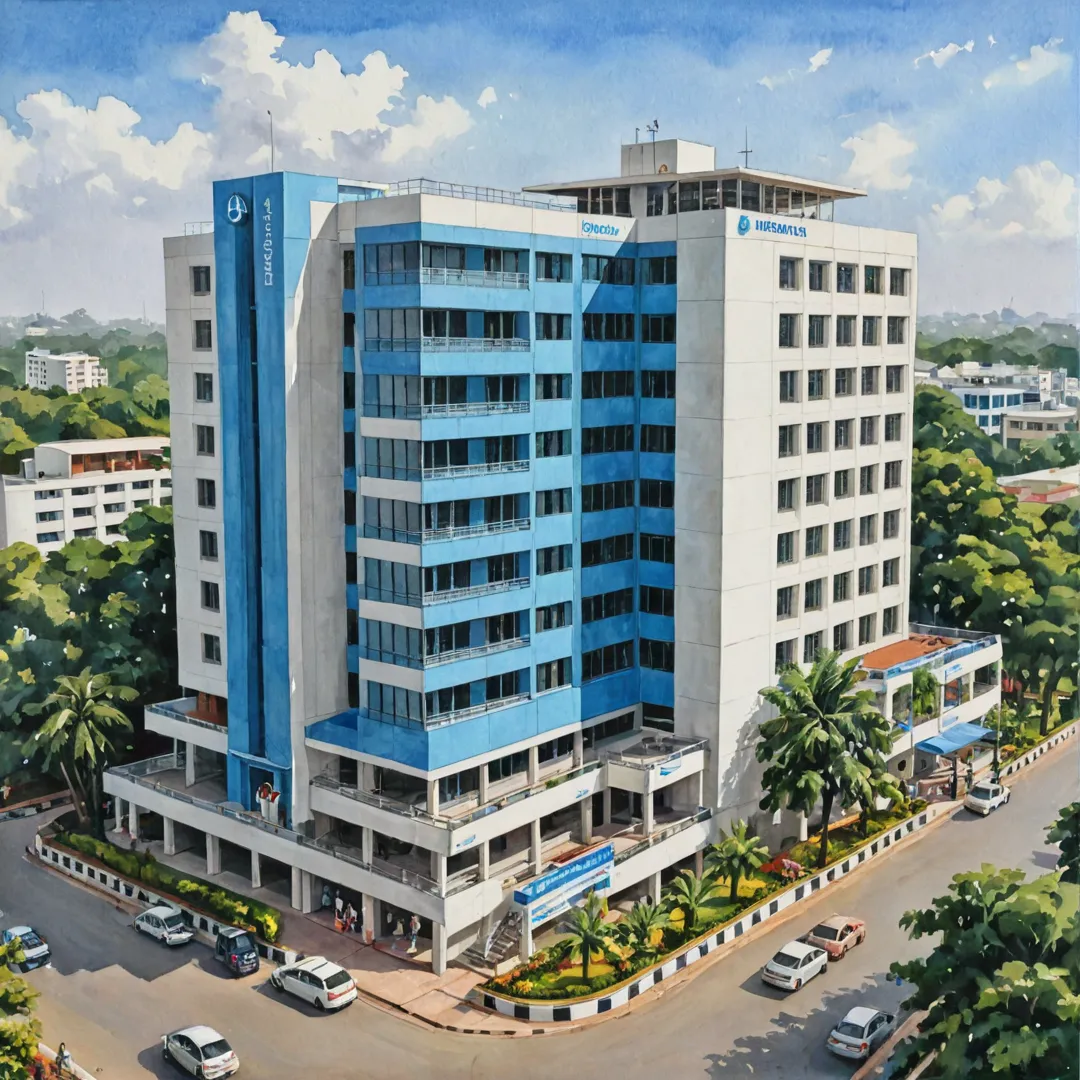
[[24, 348, 108, 392], [0, 437, 171, 552]]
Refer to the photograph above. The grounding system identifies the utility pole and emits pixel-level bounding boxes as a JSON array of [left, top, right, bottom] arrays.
[[739, 128, 753, 167]]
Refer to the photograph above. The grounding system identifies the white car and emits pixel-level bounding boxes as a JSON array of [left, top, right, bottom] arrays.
[[162, 1026, 239, 1078], [269, 955, 357, 1011], [827, 1006, 897, 1060], [761, 939, 829, 991], [135, 905, 195, 947], [2, 926, 50, 970], [964, 781, 1011, 816]]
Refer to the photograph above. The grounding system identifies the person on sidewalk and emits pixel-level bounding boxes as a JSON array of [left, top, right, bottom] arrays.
[[407, 914, 420, 955], [343, 902, 356, 935]]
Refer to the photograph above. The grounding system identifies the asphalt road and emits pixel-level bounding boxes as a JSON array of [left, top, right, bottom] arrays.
[[2, 743, 1075, 1080]]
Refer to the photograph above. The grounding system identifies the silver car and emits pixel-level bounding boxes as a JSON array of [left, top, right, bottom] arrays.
[[135, 905, 194, 947], [162, 1026, 239, 1078], [827, 1006, 896, 1059]]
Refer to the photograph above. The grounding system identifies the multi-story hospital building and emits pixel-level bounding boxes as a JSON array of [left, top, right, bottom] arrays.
[[107, 138, 920, 971]]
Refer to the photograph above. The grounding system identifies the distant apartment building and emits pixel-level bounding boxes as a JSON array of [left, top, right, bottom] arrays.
[[24, 348, 108, 392], [998, 464, 1080, 504], [1000, 401, 1078, 449], [0, 437, 171, 551]]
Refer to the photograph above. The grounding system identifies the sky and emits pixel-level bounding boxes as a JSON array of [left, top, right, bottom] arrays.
[[0, 0, 1076, 320]]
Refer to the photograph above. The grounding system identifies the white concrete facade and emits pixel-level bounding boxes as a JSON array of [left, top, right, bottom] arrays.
[[24, 348, 108, 392]]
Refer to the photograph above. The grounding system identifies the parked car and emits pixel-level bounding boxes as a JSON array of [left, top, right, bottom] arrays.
[[760, 940, 828, 991], [214, 927, 260, 977], [964, 781, 1011, 816], [269, 955, 357, 1010], [134, 906, 194, 947], [162, 1026, 239, 1078], [827, 1006, 897, 1060], [805, 914, 866, 959], [2, 926, 50, 970]]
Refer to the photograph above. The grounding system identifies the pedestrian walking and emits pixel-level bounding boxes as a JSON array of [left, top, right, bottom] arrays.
[[407, 914, 420, 955]]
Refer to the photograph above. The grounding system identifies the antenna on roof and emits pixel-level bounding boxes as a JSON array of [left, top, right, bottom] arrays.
[[646, 119, 659, 143], [738, 128, 753, 167]]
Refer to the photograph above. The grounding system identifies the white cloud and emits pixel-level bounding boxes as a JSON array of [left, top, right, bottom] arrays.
[[931, 161, 1077, 240], [382, 94, 473, 163], [807, 48, 833, 73], [841, 122, 917, 190], [477, 85, 497, 108], [760, 48, 832, 90], [914, 40, 974, 68], [984, 38, 1072, 88], [988, 34, 997, 47]]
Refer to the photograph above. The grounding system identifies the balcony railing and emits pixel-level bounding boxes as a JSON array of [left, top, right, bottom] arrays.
[[421, 459, 529, 480], [424, 636, 529, 668], [422, 517, 530, 543], [383, 178, 577, 213], [183, 221, 213, 236], [425, 692, 530, 729], [420, 267, 529, 289], [419, 400, 530, 418], [605, 735, 709, 771], [613, 808, 713, 865], [422, 576, 529, 605], [363, 337, 532, 353]]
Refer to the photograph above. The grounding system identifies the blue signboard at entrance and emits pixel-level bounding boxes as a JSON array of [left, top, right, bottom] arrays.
[[513, 843, 615, 905]]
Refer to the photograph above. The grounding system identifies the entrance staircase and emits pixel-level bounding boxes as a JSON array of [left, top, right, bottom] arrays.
[[462, 909, 522, 971]]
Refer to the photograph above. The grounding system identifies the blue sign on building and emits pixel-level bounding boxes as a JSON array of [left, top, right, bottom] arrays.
[[513, 843, 615, 905]]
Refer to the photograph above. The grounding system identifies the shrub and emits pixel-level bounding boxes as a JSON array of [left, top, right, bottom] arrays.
[[590, 973, 618, 992]]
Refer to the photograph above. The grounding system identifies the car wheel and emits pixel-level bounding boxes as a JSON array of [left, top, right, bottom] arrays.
[[162, 1045, 172, 1062], [315, 997, 326, 1011], [793, 979, 802, 991], [271, 975, 283, 991]]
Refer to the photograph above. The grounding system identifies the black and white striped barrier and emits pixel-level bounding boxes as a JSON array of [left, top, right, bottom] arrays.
[[995, 722, 1076, 781]]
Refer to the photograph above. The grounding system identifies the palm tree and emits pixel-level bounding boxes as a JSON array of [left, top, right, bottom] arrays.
[[561, 892, 608, 980], [664, 869, 723, 931], [706, 820, 770, 903], [758, 649, 896, 869], [24, 668, 135, 837], [617, 900, 668, 956]]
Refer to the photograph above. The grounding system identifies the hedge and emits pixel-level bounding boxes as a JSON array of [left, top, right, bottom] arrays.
[[52, 831, 282, 943]]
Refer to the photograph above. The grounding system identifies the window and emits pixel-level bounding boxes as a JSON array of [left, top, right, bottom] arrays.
[[804, 578, 824, 611], [861, 366, 880, 395], [342, 249, 355, 290], [582, 641, 634, 681], [639, 585, 673, 617], [806, 422, 825, 453], [640, 425, 675, 453], [858, 566, 877, 595], [536, 658, 571, 693], [779, 371, 800, 403], [858, 614, 877, 646], [778, 425, 800, 457], [803, 631, 824, 664], [834, 519, 852, 550], [886, 365, 905, 393], [582, 425, 634, 454], [73, 528, 96, 538], [643, 256, 677, 285], [346, 552, 357, 584], [582, 255, 635, 285], [582, 371, 634, 398], [805, 525, 825, 557], [885, 413, 903, 441], [72, 506, 93, 518], [536, 430, 571, 457], [641, 314, 676, 343], [862, 317, 881, 347], [35, 510, 62, 523], [365, 242, 421, 284], [536, 313, 572, 340], [777, 585, 796, 619], [833, 571, 852, 602], [193, 320, 212, 350], [536, 252, 572, 282], [777, 531, 796, 565], [343, 313, 355, 347], [197, 478, 216, 508], [583, 587, 635, 623], [883, 605, 900, 636], [860, 416, 878, 446], [191, 265, 211, 295], [807, 370, 827, 401], [883, 509, 901, 540], [859, 465, 877, 495], [889, 267, 908, 296], [582, 533, 634, 566], [196, 424, 215, 456], [199, 530, 218, 560], [834, 419, 853, 450], [366, 307, 423, 347], [679, 181, 701, 213], [33, 490, 61, 501], [582, 313, 635, 341], [366, 498, 422, 543], [884, 460, 903, 489], [423, 559, 472, 597], [778, 478, 797, 511], [537, 544, 572, 574], [835, 368, 855, 396], [808, 261, 829, 292], [71, 486, 92, 496], [779, 258, 799, 290], [581, 480, 634, 512], [883, 557, 900, 587], [344, 490, 356, 527], [343, 372, 356, 412], [536, 373, 572, 400], [859, 514, 878, 546], [639, 478, 674, 508], [808, 315, 828, 348], [833, 621, 852, 651], [837, 263, 857, 293], [640, 638, 674, 672], [367, 437, 421, 481], [360, 619, 421, 666], [805, 473, 826, 505], [836, 315, 856, 347], [778, 314, 799, 348], [641, 370, 676, 398], [201, 581, 220, 612], [202, 634, 222, 664], [887, 317, 907, 345], [194, 372, 213, 403], [775, 638, 796, 672], [103, 483, 124, 493], [536, 603, 572, 632], [864, 265, 883, 294], [536, 488, 572, 516], [640, 533, 675, 563], [370, 559, 424, 605]]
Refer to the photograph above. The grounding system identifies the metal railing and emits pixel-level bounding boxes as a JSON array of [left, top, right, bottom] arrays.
[[424, 636, 529, 667], [419, 400, 530, 418], [422, 337, 531, 353], [384, 178, 577, 213], [422, 459, 529, 480], [422, 576, 529, 605], [183, 222, 213, 236], [605, 736, 709, 771], [422, 517, 530, 543], [909, 623, 998, 644], [613, 808, 713, 865], [420, 267, 529, 289], [425, 692, 530, 728], [147, 699, 227, 733]]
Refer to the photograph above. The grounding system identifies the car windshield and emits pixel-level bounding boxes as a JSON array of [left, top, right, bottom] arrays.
[[772, 951, 800, 968], [231, 933, 255, 952], [971, 786, 995, 800], [324, 970, 352, 990], [836, 1021, 867, 1038], [17, 932, 43, 950], [199, 1039, 231, 1060], [812, 924, 840, 941], [163, 914, 187, 930]]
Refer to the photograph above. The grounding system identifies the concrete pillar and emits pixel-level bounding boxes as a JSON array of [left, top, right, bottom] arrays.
[[359, 762, 377, 793], [647, 870, 662, 904], [362, 893, 375, 943], [642, 789, 655, 837], [530, 818, 543, 876], [478, 765, 490, 805], [300, 870, 315, 914], [162, 817, 176, 857], [185, 741, 196, 787], [602, 788, 612, 827], [361, 826, 374, 865], [579, 796, 594, 844], [128, 802, 139, 840], [431, 851, 447, 891], [572, 730, 584, 768], [291, 866, 303, 910], [696, 770, 704, 809], [427, 778, 440, 817], [527, 745, 540, 786], [432, 922, 448, 975], [114, 797, 125, 833], [250, 849, 262, 890], [372, 898, 383, 940], [478, 839, 490, 880], [205, 833, 221, 876]]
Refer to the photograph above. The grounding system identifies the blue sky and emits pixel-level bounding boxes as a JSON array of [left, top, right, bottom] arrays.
[[0, 0, 1075, 319]]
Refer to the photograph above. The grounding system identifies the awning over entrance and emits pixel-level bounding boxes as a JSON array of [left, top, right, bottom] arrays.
[[916, 722, 992, 756]]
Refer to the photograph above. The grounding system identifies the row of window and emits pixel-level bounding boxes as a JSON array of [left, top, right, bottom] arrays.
[[779, 469, 904, 510], [777, 559, 902, 619], [779, 259, 909, 297], [777, 509, 903, 564], [582, 638, 674, 680], [778, 420, 905, 457], [778, 606, 902, 668], [780, 365, 905, 401], [580, 532, 675, 566], [583, 585, 673, 621], [778, 314, 907, 349], [32, 479, 164, 501]]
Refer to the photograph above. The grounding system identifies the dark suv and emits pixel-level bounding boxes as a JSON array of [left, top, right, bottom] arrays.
[[213, 927, 260, 977]]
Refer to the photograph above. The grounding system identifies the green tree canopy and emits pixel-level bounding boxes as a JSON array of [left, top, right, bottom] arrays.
[[706, 820, 769, 903], [1047, 803, 1080, 884], [0, 936, 40, 1079]]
